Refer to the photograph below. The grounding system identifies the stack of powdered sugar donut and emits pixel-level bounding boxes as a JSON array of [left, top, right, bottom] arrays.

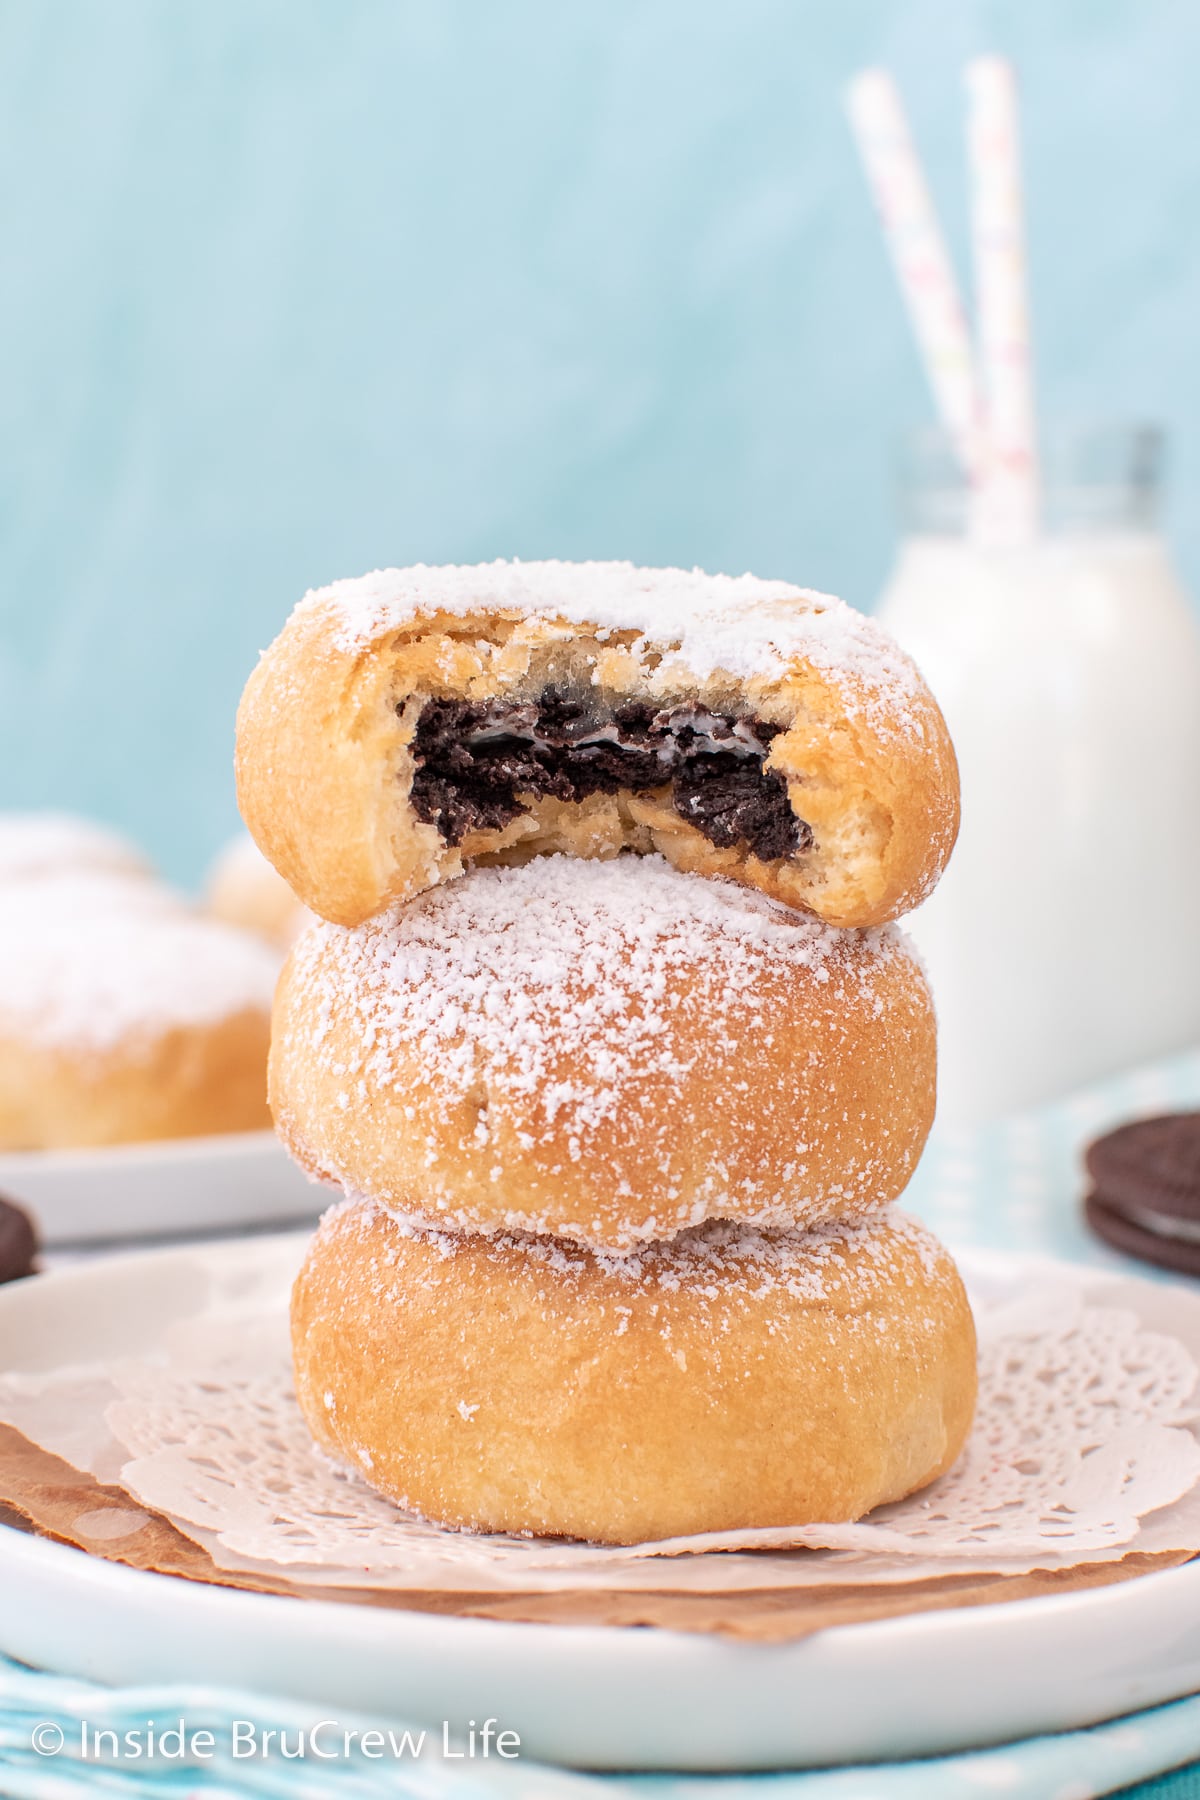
[[237, 560, 977, 1545]]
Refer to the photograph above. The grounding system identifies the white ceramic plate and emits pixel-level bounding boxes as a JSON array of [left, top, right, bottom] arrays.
[[1, 1241, 1199, 1772], [0, 1132, 322, 1247]]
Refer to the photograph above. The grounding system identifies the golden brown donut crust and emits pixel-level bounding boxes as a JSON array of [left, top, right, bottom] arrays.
[[270, 855, 936, 1249], [291, 1200, 978, 1543], [0, 1008, 271, 1150], [236, 562, 959, 928], [0, 900, 279, 1150]]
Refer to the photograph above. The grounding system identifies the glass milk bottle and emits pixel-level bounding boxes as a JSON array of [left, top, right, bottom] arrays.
[[875, 425, 1200, 1127]]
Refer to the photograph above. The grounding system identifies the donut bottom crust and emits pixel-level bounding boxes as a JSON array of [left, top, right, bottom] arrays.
[[0, 1009, 272, 1150], [291, 1202, 978, 1545]]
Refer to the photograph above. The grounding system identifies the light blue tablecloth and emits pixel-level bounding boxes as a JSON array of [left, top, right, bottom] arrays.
[[0, 1656, 1198, 1798], [3, 1049, 1200, 1797], [906, 1046, 1200, 1268]]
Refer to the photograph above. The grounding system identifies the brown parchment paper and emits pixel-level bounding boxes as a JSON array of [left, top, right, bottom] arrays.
[[2, 1424, 1191, 1644]]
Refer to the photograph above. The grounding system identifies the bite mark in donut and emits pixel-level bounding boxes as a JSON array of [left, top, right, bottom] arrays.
[[235, 560, 962, 928], [409, 689, 813, 862]]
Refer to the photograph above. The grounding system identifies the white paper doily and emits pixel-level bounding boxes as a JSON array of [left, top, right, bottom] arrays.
[[1, 1238, 1198, 1593]]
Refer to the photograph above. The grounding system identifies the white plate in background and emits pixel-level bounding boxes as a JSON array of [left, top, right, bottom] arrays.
[[0, 1131, 323, 1247], [0, 1240, 1198, 1770]]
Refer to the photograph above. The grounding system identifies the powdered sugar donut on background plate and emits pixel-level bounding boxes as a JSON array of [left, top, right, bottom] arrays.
[[0, 896, 281, 1150], [0, 911, 279, 1056], [0, 812, 151, 885]]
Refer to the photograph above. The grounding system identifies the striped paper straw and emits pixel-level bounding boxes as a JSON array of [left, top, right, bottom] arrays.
[[847, 67, 982, 480], [966, 55, 1040, 543]]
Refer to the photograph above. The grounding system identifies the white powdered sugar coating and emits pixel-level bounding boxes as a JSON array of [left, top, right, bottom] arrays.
[[293, 558, 922, 712], [0, 903, 281, 1053], [0, 872, 183, 927], [358, 1199, 948, 1309], [0, 812, 149, 883], [289, 854, 903, 1143]]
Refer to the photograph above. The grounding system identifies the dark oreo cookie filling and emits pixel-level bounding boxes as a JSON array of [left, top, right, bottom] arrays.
[[408, 690, 813, 863]]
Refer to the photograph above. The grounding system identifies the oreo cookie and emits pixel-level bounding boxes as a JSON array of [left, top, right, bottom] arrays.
[[0, 1193, 37, 1284], [1083, 1112, 1200, 1277]]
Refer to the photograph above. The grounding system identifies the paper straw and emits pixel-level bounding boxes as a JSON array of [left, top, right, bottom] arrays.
[[846, 68, 982, 479], [966, 55, 1039, 542]]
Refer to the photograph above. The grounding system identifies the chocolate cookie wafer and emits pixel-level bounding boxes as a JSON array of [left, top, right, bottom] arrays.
[[0, 1194, 37, 1283], [1083, 1112, 1200, 1277]]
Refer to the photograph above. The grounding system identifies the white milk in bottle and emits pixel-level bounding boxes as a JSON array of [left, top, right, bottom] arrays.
[[875, 425, 1200, 1126]]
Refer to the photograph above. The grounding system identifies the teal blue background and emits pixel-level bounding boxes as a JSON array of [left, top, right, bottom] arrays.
[[1, 0, 1197, 883]]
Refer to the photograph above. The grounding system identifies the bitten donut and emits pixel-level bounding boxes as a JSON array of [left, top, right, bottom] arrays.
[[292, 1199, 977, 1543], [237, 560, 959, 929], [0, 890, 280, 1149], [271, 855, 937, 1249], [206, 831, 312, 948]]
